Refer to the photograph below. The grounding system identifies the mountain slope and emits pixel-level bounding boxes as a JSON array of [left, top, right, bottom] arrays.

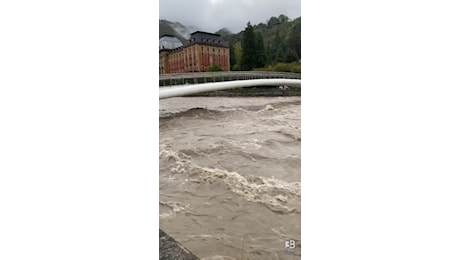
[[159, 20, 196, 44], [159, 14, 301, 70]]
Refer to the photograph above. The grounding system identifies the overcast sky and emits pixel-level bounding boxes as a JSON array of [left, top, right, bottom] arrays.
[[159, 0, 301, 33]]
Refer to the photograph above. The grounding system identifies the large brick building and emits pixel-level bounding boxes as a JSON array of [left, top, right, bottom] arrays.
[[159, 31, 230, 74]]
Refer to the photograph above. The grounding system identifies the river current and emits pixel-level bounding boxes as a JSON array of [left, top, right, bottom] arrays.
[[159, 97, 301, 260]]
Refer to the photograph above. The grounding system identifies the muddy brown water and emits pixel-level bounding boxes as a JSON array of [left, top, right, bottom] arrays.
[[160, 97, 301, 260]]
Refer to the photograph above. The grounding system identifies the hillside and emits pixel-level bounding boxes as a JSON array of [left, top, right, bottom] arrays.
[[159, 14, 301, 70], [221, 15, 301, 69], [159, 19, 197, 44]]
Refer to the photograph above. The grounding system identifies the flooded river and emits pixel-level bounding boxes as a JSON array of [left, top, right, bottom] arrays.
[[159, 97, 301, 260]]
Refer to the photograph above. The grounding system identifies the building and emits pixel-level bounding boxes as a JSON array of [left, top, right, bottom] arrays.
[[159, 31, 230, 74]]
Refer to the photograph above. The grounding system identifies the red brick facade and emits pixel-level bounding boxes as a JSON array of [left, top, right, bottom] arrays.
[[160, 31, 230, 74]]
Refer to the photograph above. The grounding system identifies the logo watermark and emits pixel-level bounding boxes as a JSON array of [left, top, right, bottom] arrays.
[[285, 239, 296, 252]]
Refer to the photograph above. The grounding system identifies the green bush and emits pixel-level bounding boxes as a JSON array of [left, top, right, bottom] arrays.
[[274, 63, 291, 72], [252, 62, 300, 73], [207, 65, 223, 72]]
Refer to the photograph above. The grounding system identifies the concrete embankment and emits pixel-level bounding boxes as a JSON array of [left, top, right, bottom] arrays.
[[187, 85, 301, 97], [160, 229, 200, 260]]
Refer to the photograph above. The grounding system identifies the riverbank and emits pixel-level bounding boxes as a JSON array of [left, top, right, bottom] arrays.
[[186, 85, 301, 97], [160, 229, 200, 260]]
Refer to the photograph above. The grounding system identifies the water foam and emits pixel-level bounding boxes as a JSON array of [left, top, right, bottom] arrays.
[[159, 200, 189, 219], [160, 148, 300, 214]]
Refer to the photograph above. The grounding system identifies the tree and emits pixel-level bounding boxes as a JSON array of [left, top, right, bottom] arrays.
[[285, 49, 299, 63], [286, 21, 301, 60], [271, 30, 286, 63], [233, 42, 243, 70], [255, 32, 266, 68], [267, 16, 280, 28], [278, 14, 290, 23], [265, 41, 272, 65], [241, 22, 257, 70]]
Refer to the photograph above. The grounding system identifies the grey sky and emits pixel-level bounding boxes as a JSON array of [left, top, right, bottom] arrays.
[[159, 0, 301, 33]]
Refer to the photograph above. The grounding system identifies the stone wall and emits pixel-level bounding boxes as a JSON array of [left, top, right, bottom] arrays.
[[186, 86, 301, 97], [159, 229, 200, 260]]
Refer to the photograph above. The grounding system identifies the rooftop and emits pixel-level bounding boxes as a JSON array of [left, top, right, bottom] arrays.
[[187, 31, 228, 47], [190, 31, 221, 37]]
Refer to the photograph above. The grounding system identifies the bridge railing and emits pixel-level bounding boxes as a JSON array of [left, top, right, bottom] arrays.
[[159, 71, 301, 86]]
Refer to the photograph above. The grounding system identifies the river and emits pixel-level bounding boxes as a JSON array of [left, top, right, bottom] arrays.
[[159, 96, 301, 260]]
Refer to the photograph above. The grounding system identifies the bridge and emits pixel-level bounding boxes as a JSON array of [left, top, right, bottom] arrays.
[[159, 71, 301, 87], [159, 71, 301, 99]]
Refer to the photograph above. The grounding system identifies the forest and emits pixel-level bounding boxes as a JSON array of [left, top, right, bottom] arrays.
[[219, 15, 300, 73]]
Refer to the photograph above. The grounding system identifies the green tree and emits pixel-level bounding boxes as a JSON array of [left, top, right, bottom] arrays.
[[285, 49, 299, 63], [265, 41, 272, 65], [286, 20, 301, 60], [241, 22, 257, 70], [229, 43, 236, 69], [233, 42, 243, 70], [278, 14, 290, 23], [267, 16, 280, 28], [271, 30, 286, 63], [255, 32, 266, 68]]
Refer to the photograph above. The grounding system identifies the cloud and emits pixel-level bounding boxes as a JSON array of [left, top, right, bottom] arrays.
[[159, 0, 301, 33]]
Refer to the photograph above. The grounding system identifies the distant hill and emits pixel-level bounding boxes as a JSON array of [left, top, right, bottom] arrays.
[[159, 14, 301, 70], [215, 28, 233, 37], [159, 20, 196, 44], [159, 19, 232, 42]]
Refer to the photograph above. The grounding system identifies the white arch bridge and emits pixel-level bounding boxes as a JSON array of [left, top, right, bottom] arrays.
[[159, 72, 301, 100]]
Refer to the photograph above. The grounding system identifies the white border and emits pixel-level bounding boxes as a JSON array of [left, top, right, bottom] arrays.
[[303, 0, 460, 259], [1, 0, 158, 259]]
